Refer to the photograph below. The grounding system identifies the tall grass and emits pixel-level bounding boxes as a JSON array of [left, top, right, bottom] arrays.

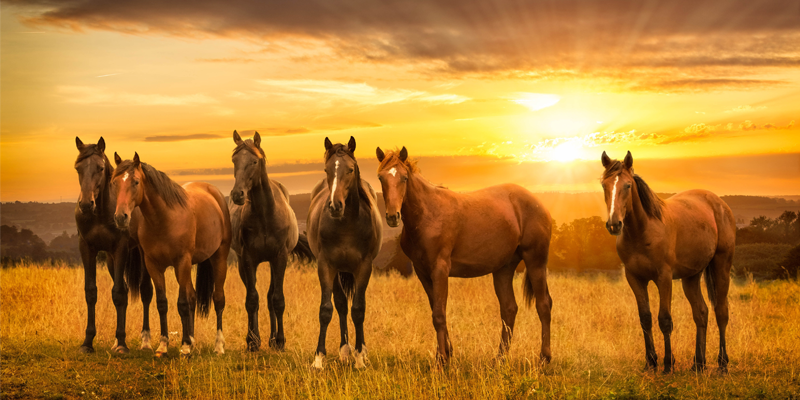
[[2, 262, 799, 399]]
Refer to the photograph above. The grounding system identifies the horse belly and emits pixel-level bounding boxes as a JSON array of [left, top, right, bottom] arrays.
[[449, 218, 520, 277]]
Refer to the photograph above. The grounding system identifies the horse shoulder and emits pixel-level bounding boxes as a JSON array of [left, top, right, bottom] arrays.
[[310, 178, 326, 200]]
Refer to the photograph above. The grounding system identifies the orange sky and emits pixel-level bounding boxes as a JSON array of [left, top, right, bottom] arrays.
[[1, 0, 799, 202]]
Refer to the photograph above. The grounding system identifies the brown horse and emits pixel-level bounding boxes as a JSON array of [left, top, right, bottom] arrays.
[[74, 137, 151, 353], [112, 152, 231, 357], [600, 151, 734, 373], [375, 146, 553, 364], [307, 137, 382, 369], [229, 131, 314, 351]]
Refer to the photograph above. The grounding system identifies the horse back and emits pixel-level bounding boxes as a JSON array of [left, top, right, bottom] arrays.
[[183, 182, 232, 263]]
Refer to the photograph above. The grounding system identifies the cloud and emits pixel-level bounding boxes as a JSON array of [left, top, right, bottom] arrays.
[[144, 133, 225, 142], [9, 0, 800, 90], [255, 79, 469, 105], [724, 105, 768, 113], [57, 86, 217, 106], [196, 57, 256, 63], [510, 93, 560, 112]]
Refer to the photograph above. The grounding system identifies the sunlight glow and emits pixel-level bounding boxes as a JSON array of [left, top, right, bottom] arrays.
[[511, 93, 560, 111], [550, 140, 582, 162]]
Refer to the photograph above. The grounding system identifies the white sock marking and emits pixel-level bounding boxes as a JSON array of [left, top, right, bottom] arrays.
[[215, 330, 225, 355], [339, 343, 352, 362], [389, 167, 397, 177], [122, 172, 129, 182], [312, 353, 325, 370], [330, 160, 339, 204], [609, 175, 619, 219]]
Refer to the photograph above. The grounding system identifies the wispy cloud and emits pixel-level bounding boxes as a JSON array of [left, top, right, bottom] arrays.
[[57, 86, 218, 106], [255, 79, 469, 105], [144, 133, 225, 142], [724, 105, 768, 113], [509, 93, 560, 112]]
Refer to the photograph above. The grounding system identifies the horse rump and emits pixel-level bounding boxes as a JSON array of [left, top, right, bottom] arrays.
[[196, 258, 215, 317]]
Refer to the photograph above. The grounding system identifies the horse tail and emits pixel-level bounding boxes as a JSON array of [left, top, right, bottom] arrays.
[[338, 272, 355, 300], [523, 272, 535, 307], [125, 247, 143, 301], [292, 232, 315, 263], [705, 262, 717, 306], [196, 258, 215, 318]]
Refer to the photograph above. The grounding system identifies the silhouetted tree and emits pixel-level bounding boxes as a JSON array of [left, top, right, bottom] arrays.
[[781, 244, 800, 280], [1, 225, 49, 265]]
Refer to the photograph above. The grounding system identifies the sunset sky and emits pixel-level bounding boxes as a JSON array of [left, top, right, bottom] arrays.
[[2, 0, 799, 202]]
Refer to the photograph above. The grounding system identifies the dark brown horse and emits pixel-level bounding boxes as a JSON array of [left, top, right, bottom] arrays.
[[74, 137, 151, 354], [112, 152, 231, 356], [375, 147, 553, 364], [307, 137, 382, 369], [600, 151, 734, 373], [229, 131, 314, 351]]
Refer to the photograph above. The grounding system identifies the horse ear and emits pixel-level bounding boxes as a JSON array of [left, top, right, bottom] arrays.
[[601, 151, 611, 169], [324, 137, 333, 151], [133, 152, 140, 167], [76, 137, 84, 150], [399, 146, 408, 162], [97, 137, 105, 152], [114, 152, 122, 166], [347, 136, 356, 153], [376, 147, 385, 162], [233, 130, 243, 145], [623, 151, 633, 169], [254, 131, 261, 148]]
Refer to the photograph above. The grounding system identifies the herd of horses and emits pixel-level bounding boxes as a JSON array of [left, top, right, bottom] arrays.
[[73, 133, 734, 373]]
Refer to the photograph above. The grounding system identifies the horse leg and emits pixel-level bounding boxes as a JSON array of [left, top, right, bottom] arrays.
[[710, 252, 732, 372], [682, 273, 708, 371], [149, 264, 170, 357], [351, 263, 373, 369], [493, 262, 518, 358], [332, 273, 351, 362], [430, 259, 452, 364], [655, 274, 675, 373], [175, 256, 197, 356], [139, 264, 154, 350], [266, 269, 276, 347], [208, 247, 228, 355], [522, 250, 552, 363], [312, 261, 337, 370], [79, 237, 98, 353], [269, 254, 288, 350], [110, 245, 130, 354], [625, 270, 658, 370], [237, 251, 261, 351]]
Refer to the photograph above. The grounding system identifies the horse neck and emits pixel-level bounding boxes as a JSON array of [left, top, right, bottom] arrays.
[[343, 169, 364, 219], [248, 163, 275, 216], [622, 180, 652, 239], [97, 170, 114, 219], [400, 170, 436, 227], [136, 179, 174, 226]]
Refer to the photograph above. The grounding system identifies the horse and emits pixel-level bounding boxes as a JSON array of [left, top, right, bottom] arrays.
[[375, 146, 553, 364], [600, 151, 734, 373], [228, 130, 314, 351], [73, 137, 152, 354], [307, 137, 382, 369], [111, 152, 231, 357]]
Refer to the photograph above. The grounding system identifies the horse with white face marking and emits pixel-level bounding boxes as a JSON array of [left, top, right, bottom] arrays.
[[600, 151, 735, 373], [307, 137, 382, 369]]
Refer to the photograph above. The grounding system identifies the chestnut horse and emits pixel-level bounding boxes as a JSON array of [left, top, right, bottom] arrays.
[[112, 153, 231, 357], [600, 151, 734, 373], [74, 137, 151, 353], [307, 137, 382, 369], [375, 147, 553, 364], [229, 131, 314, 351]]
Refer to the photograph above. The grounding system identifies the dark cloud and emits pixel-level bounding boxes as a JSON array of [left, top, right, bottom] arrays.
[[144, 133, 225, 142], [7, 0, 799, 89]]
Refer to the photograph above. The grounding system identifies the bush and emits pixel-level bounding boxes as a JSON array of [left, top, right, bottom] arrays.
[[733, 243, 794, 281], [780, 243, 800, 280]]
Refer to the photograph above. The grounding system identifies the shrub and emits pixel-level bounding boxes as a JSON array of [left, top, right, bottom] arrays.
[[733, 243, 794, 281]]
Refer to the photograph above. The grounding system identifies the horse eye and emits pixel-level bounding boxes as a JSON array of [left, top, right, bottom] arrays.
[[401, 176, 408, 182], [134, 180, 139, 186], [252, 161, 257, 165], [625, 183, 632, 189], [348, 168, 354, 174]]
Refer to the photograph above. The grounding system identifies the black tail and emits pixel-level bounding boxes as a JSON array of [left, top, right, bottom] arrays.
[[705, 263, 717, 306], [523, 271, 535, 307], [126, 247, 143, 300], [291, 232, 315, 263], [196, 259, 215, 317], [338, 272, 355, 300]]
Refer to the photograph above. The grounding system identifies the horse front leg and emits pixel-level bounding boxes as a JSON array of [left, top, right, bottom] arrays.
[[79, 237, 98, 353], [269, 254, 288, 350], [139, 260, 154, 350], [430, 259, 452, 365], [625, 270, 658, 370], [655, 273, 675, 373], [312, 261, 337, 370], [175, 256, 197, 357], [332, 272, 351, 362], [351, 263, 373, 369], [238, 251, 261, 351], [110, 245, 130, 354], [148, 258, 170, 357], [492, 264, 518, 358]]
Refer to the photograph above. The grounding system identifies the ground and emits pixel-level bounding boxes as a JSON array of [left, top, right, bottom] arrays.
[[1, 263, 799, 399]]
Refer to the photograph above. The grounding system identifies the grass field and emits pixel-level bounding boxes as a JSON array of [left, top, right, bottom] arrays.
[[2, 262, 799, 399]]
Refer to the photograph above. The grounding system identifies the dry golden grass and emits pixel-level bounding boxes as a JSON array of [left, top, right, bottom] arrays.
[[2, 262, 799, 399]]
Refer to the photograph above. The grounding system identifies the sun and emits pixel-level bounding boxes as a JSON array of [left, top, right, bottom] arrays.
[[550, 140, 582, 162]]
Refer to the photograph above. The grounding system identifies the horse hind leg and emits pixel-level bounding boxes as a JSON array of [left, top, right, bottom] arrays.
[[109, 248, 130, 354], [682, 273, 708, 371], [176, 256, 197, 357], [522, 249, 552, 363], [707, 251, 732, 372], [139, 266, 154, 351], [208, 248, 228, 355], [493, 259, 519, 358]]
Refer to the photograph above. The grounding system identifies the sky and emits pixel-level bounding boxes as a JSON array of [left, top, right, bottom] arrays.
[[1, 0, 799, 202]]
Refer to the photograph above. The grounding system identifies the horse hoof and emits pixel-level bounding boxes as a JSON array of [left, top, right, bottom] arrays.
[[269, 338, 285, 351], [339, 344, 352, 362], [113, 346, 130, 355], [311, 354, 325, 370], [690, 363, 706, 373], [79, 345, 95, 354]]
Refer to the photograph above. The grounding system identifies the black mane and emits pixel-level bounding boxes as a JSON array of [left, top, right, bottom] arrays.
[[114, 161, 188, 208]]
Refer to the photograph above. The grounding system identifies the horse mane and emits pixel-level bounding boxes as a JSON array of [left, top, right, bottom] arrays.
[[232, 139, 266, 159], [603, 159, 664, 221], [75, 144, 113, 181], [377, 148, 421, 174], [325, 143, 372, 210], [113, 161, 188, 209]]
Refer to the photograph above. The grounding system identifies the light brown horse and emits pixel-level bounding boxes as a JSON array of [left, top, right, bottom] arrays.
[[600, 151, 734, 373], [112, 152, 231, 357], [375, 146, 553, 364], [307, 137, 382, 369]]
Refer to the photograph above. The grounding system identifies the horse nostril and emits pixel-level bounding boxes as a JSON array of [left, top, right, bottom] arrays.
[[395, 212, 400, 219]]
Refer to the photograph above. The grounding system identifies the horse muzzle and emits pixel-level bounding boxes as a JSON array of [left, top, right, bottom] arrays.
[[79, 200, 95, 214], [114, 213, 130, 230], [386, 212, 401, 227], [231, 190, 245, 206], [606, 220, 623, 236], [328, 201, 344, 219]]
